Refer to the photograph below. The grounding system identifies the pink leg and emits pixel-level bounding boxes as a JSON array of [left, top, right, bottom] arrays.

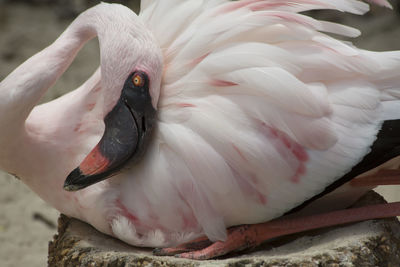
[[156, 201, 400, 260], [350, 169, 400, 187]]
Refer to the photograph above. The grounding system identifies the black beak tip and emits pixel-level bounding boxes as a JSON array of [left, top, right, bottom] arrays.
[[63, 168, 86, 191]]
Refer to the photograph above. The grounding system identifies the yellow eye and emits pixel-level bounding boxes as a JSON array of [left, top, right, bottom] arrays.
[[132, 74, 144, 87]]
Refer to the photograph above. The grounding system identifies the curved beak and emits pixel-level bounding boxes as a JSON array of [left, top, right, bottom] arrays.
[[64, 73, 156, 191]]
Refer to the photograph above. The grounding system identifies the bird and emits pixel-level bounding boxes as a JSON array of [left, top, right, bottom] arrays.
[[1, 0, 400, 260]]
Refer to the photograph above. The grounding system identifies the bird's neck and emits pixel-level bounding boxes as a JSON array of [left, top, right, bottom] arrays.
[[0, 9, 100, 169], [0, 4, 141, 222], [0, 4, 140, 172]]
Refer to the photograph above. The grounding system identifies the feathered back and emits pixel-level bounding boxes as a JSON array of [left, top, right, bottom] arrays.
[[140, 0, 380, 149]]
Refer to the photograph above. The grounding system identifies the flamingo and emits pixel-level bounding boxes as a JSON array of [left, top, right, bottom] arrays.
[[1, 0, 400, 260]]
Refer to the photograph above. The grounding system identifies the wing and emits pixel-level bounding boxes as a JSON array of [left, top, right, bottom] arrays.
[[130, 0, 398, 242]]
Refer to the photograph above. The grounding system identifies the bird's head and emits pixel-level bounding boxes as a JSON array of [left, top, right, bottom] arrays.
[[63, 3, 163, 191]]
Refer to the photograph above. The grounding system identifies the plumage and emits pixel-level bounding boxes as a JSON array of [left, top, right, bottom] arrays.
[[0, 0, 399, 250]]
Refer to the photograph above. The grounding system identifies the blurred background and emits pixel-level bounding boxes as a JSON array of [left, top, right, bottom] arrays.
[[0, 0, 399, 266]]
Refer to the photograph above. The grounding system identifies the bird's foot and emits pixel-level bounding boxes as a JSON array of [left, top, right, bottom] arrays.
[[154, 201, 400, 260], [154, 225, 259, 260], [153, 236, 212, 256]]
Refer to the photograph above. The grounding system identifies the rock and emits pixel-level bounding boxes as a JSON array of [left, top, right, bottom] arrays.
[[48, 191, 400, 266]]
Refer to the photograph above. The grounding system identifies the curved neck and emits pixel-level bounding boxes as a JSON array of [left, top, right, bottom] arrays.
[[0, 8, 99, 129], [0, 4, 138, 173], [0, 4, 144, 228], [0, 4, 151, 231]]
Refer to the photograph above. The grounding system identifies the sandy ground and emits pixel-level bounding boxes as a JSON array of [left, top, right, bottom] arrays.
[[0, 1, 399, 267]]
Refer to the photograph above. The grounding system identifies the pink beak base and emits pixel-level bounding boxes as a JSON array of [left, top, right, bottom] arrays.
[[78, 144, 111, 176]]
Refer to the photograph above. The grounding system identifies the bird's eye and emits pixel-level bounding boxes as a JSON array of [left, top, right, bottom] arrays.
[[132, 73, 145, 87]]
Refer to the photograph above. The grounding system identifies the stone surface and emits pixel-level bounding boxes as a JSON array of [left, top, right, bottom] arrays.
[[48, 191, 400, 267]]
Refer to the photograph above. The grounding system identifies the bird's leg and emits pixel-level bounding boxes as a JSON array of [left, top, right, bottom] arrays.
[[350, 169, 400, 187], [155, 201, 400, 260]]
